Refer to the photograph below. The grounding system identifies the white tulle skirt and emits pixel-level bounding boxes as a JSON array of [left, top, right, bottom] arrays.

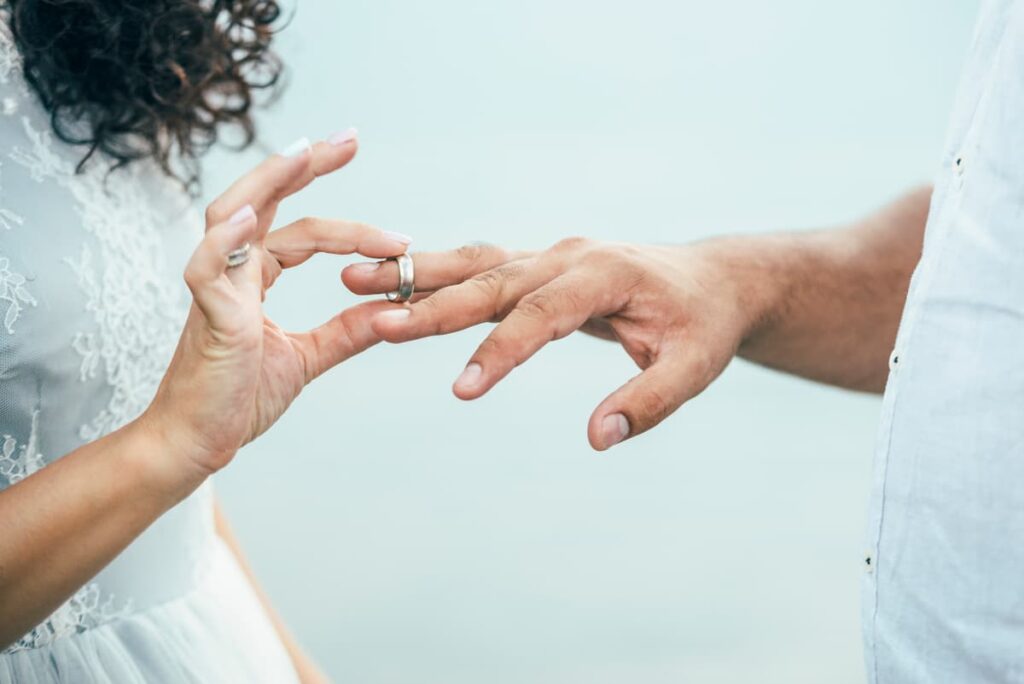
[[0, 541, 299, 684]]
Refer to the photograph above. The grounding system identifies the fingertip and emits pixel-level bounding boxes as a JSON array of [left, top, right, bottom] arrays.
[[588, 410, 630, 452], [359, 232, 412, 260], [278, 136, 313, 159], [327, 127, 359, 147], [208, 205, 259, 249], [341, 262, 381, 293], [452, 362, 484, 400], [228, 204, 257, 227]]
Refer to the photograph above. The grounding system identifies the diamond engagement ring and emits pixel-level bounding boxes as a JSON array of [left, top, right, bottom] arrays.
[[386, 253, 415, 302]]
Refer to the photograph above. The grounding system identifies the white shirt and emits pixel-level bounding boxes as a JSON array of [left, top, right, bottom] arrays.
[[863, 1, 1024, 681]]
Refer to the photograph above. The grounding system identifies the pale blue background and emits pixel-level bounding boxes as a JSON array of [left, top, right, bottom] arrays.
[[206, 2, 979, 681]]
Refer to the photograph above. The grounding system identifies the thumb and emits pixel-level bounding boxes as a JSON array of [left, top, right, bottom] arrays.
[[588, 347, 721, 451]]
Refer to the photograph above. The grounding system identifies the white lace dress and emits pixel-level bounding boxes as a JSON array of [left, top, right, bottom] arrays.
[[0, 25, 300, 684]]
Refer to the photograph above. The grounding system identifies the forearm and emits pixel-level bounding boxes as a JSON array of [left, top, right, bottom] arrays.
[[723, 187, 931, 392], [0, 418, 203, 648]]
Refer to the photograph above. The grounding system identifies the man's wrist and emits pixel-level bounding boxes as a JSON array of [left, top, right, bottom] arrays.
[[690, 234, 793, 347]]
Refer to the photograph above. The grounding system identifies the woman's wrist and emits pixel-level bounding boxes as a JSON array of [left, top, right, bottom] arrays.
[[122, 410, 217, 508]]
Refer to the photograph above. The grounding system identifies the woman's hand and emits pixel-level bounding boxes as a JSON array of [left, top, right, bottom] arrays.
[[142, 131, 411, 488], [342, 238, 768, 451]]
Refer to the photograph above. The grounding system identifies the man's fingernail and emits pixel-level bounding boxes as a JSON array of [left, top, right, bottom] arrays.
[[382, 230, 413, 245], [377, 308, 411, 324], [229, 204, 256, 226], [348, 262, 381, 275], [455, 363, 482, 392], [601, 414, 630, 449], [328, 127, 359, 146], [279, 136, 312, 158]]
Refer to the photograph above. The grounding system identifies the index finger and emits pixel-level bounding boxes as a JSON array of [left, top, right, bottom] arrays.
[[205, 128, 360, 230]]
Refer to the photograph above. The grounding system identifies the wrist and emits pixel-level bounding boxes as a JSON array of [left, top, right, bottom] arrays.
[[688, 235, 791, 346], [121, 411, 213, 508]]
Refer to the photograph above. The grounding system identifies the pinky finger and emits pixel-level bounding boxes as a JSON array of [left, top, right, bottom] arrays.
[[183, 205, 259, 328]]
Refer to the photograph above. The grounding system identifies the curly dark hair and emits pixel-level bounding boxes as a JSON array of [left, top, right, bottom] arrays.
[[5, 0, 284, 190]]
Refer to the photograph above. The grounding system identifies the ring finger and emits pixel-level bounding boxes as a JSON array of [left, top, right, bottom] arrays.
[[341, 243, 533, 296]]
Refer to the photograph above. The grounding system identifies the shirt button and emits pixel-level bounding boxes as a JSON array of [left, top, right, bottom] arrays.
[[864, 550, 874, 574], [953, 155, 965, 175], [888, 349, 900, 371]]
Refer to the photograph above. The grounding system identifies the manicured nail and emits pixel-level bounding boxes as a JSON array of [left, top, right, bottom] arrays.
[[328, 127, 358, 146], [377, 308, 411, 324], [229, 204, 256, 225], [455, 363, 482, 392], [348, 262, 380, 275], [279, 136, 312, 158], [601, 414, 630, 449], [382, 230, 413, 245]]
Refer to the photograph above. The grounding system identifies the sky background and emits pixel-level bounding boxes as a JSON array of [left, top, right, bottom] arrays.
[[204, 1, 980, 681]]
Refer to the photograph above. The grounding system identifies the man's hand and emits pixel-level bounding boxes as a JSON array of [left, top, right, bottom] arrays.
[[343, 189, 928, 450], [343, 239, 761, 450]]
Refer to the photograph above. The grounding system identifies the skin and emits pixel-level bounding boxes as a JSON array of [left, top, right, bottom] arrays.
[[0, 131, 402, 681], [342, 186, 932, 451]]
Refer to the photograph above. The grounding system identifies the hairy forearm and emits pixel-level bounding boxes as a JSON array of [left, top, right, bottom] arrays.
[[723, 187, 931, 392], [0, 419, 201, 649]]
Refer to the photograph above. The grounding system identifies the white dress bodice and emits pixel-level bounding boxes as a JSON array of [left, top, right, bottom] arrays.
[[0, 19, 298, 683]]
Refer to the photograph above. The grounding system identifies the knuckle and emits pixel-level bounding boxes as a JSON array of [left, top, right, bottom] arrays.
[[456, 243, 487, 264], [689, 348, 720, 386], [469, 262, 524, 296], [457, 242, 509, 268], [636, 386, 672, 424], [551, 235, 591, 254], [579, 243, 619, 267], [204, 201, 226, 227], [475, 335, 509, 359], [183, 264, 202, 291], [517, 291, 555, 319], [294, 216, 320, 233], [413, 297, 447, 332]]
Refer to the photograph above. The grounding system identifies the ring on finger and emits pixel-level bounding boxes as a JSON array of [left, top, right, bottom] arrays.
[[226, 243, 251, 268], [386, 253, 416, 303]]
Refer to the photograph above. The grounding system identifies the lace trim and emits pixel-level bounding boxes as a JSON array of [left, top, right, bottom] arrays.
[[0, 409, 43, 485], [0, 254, 35, 334], [6, 585, 134, 654]]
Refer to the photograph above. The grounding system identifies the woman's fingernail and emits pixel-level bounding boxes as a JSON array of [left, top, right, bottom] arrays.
[[229, 204, 256, 226], [601, 414, 630, 449], [279, 136, 312, 158], [455, 363, 483, 392], [378, 308, 411, 324], [348, 262, 381, 275], [382, 230, 413, 245], [328, 127, 359, 146]]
